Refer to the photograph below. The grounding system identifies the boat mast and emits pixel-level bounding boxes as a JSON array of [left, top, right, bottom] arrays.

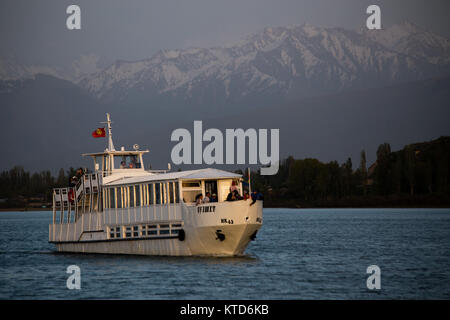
[[106, 113, 115, 151]]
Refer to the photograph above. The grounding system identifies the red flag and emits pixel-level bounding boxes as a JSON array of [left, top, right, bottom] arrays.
[[92, 127, 106, 138]]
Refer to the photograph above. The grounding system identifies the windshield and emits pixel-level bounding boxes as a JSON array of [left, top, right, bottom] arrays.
[[113, 154, 141, 169]]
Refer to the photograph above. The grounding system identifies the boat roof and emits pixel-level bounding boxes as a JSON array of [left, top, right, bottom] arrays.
[[104, 168, 242, 186], [82, 150, 149, 157]]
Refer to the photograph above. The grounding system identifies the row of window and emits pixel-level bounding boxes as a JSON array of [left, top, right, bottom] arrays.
[[103, 182, 180, 209], [108, 222, 183, 239]]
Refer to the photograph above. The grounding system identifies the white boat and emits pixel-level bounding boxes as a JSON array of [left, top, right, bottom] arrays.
[[48, 114, 263, 256]]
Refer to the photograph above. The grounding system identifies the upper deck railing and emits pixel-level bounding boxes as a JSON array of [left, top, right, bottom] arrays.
[[52, 173, 102, 224]]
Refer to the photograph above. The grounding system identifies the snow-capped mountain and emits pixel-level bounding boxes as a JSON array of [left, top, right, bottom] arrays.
[[79, 22, 450, 104], [363, 22, 450, 65], [0, 54, 104, 83], [0, 59, 62, 81]]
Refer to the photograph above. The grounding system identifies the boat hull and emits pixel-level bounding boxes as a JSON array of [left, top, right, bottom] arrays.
[[51, 200, 263, 256]]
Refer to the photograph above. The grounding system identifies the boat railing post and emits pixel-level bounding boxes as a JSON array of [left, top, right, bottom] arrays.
[[60, 189, 64, 225], [67, 188, 71, 224]]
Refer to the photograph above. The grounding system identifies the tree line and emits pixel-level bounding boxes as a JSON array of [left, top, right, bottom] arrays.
[[246, 136, 450, 207], [0, 167, 79, 208], [1, 136, 449, 208]]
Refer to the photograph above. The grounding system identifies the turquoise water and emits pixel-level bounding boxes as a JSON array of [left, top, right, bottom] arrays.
[[0, 208, 449, 299]]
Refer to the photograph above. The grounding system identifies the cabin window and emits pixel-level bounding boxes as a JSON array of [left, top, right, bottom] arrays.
[[205, 180, 218, 197], [155, 183, 161, 204], [136, 185, 141, 206], [181, 180, 202, 203], [113, 154, 142, 169], [109, 189, 116, 209], [149, 184, 154, 205], [109, 226, 121, 239], [182, 181, 201, 188], [175, 182, 180, 203], [169, 183, 175, 203], [116, 187, 121, 209], [129, 186, 135, 208], [125, 226, 132, 238]]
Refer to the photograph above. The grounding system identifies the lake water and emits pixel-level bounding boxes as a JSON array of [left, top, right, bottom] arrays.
[[0, 208, 449, 299]]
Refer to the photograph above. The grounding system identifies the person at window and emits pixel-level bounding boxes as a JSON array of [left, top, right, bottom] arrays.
[[230, 181, 238, 193], [243, 191, 250, 200], [210, 193, 218, 202], [203, 192, 211, 203], [250, 190, 264, 206], [226, 192, 236, 201], [195, 193, 203, 206], [233, 190, 243, 200], [75, 167, 84, 178], [129, 156, 138, 168], [120, 160, 126, 169]]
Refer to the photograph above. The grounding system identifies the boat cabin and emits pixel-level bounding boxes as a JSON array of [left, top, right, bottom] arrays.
[[102, 168, 243, 209]]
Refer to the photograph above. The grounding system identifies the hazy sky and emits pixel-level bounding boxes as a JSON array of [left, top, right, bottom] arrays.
[[1, 0, 449, 67]]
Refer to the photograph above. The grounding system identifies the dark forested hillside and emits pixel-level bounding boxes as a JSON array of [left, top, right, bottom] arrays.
[[248, 136, 450, 208], [1, 137, 449, 209]]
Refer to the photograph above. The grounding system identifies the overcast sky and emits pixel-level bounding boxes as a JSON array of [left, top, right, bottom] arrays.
[[1, 0, 449, 67]]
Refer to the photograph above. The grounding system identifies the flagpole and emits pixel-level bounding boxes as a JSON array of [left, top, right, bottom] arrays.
[[248, 167, 252, 194]]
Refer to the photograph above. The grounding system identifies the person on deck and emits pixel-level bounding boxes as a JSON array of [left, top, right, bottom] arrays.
[[195, 194, 203, 206], [226, 192, 236, 201], [230, 181, 238, 193], [250, 190, 263, 206], [233, 190, 243, 200]]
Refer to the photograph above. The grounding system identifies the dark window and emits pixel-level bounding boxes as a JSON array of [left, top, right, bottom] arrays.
[[129, 186, 135, 208], [136, 185, 141, 206], [155, 184, 161, 204], [117, 188, 122, 208], [111, 189, 116, 209]]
